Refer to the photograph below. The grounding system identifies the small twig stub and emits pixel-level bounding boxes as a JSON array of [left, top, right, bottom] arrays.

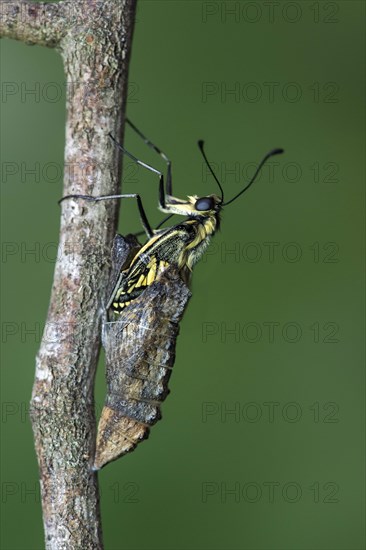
[[94, 235, 191, 469]]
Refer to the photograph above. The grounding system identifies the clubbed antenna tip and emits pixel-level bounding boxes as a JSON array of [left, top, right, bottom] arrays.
[[269, 148, 284, 156]]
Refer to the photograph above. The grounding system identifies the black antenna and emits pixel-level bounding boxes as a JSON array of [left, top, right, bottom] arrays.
[[223, 148, 284, 206], [198, 140, 225, 202]]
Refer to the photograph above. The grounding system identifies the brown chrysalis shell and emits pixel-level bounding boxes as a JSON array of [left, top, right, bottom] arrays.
[[94, 235, 191, 469]]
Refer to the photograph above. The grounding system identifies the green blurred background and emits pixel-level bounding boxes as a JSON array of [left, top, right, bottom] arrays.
[[1, 1, 365, 549]]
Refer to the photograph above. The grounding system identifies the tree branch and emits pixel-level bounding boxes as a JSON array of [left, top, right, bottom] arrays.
[[2, 0, 138, 548], [0, 1, 68, 46]]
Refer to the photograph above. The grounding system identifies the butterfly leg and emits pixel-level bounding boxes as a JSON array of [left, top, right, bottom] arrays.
[[108, 133, 168, 211], [59, 193, 154, 239], [126, 118, 173, 196], [133, 213, 175, 238]]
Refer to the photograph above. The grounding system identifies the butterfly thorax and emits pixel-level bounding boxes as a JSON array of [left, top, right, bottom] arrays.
[[182, 211, 219, 269]]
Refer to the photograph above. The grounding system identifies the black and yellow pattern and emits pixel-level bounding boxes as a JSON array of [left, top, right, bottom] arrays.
[[110, 210, 219, 314], [112, 256, 170, 312]]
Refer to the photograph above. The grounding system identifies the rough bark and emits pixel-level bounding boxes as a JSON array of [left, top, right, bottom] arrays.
[[0, 1, 68, 45], [1, 1, 137, 548]]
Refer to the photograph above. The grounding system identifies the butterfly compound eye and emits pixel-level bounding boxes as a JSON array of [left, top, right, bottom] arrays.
[[195, 197, 215, 211]]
